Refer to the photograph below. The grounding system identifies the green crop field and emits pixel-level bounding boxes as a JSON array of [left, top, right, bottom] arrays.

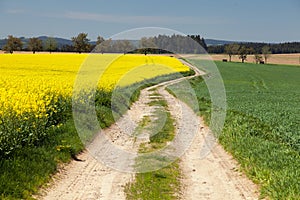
[[169, 60, 300, 199]]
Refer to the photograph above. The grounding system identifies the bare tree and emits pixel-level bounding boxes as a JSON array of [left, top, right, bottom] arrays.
[[3, 35, 23, 53], [262, 46, 271, 64]]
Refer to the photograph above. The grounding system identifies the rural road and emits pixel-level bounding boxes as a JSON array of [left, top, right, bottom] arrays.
[[39, 58, 259, 200]]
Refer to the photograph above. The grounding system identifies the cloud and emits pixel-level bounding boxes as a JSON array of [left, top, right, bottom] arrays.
[[3, 9, 230, 26], [6, 9, 26, 14], [63, 11, 222, 25]]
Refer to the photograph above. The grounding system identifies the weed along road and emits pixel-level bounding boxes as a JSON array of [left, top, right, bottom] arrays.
[[40, 58, 259, 200]]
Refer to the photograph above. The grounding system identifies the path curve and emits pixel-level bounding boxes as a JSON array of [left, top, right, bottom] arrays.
[[155, 59, 259, 199], [38, 57, 259, 200]]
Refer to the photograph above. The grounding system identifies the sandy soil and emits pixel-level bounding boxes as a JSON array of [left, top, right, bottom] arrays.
[[39, 89, 156, 200], [180, 123, 259, 200], [175, 60, 259, 199], [38, 59, 259, 200]]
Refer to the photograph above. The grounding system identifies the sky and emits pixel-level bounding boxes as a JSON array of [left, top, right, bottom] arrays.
[[0, 0, 299, 42]]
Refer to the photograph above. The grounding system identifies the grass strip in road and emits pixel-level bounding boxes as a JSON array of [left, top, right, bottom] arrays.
[[125, 91, 181, 200]]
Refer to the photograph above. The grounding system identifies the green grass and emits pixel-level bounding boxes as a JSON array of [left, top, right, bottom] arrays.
[[0, 70, 193, 199], [125, 162, 181, 200], [125, 91, 181, 200], [168, 60, 300, 199], [0, 119, 84, 200], [133, 115, 151, 137]]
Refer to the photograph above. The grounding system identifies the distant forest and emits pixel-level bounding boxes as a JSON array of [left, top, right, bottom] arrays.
[[208, 42, 300, 54], [1, 34, 299, 54]]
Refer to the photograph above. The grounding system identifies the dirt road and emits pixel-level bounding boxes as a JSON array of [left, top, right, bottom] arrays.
[[39, 88, 156, 200], [39, 59, 259, 200], [180, 123, 259, 199]]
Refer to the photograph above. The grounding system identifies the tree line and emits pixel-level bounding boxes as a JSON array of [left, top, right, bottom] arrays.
[[220, 43, 272, 63], [1, 33, 207, 54], [1, 34, 93, 54], [208, 42, 300, 54], [2, 33, 299, 57]]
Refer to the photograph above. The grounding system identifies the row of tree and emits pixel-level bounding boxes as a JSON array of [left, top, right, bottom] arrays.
[[2, 35, 59, 54], [223, 43, 271, 63], [94, 34, 207, 54], [1, 33, 208, 54], [2, 33, 98, 54], [3, 33, 298, 58], [208, 42, 300, 54]]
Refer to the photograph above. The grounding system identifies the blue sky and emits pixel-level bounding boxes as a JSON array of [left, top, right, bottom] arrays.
[[0, 0, 299, 42]]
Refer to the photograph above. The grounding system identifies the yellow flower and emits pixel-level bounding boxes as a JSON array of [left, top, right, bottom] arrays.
[[0, 54, 189, 119]]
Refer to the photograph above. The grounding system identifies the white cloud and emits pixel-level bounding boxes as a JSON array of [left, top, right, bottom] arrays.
[[6, 9, 26, 14], [63, 11, 221, 25]]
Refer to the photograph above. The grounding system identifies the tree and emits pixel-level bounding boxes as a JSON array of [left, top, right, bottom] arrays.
[[238, 46, 249, 63], [44, 37, 57, 53], [262, 45, 271, 64], [61, 44, 74, 52], [188, 35, 208, 51], [94, 38, 112, 53], [121, 40, 134, 53], [72, 33, 91, 53], [93, 35, 106, 53], [96, 35, 105, 45], [139, 37, 157, 55], [3, 35, 23, 53], [112, 40, 134, 54], [254, 53, 263, 64], [28, 37, 43, 54], [139, 37, 157, 49], [225, 44, 240, 62]]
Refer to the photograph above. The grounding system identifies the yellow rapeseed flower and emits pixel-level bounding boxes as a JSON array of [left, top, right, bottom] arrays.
[[0, 54, 189, 117]]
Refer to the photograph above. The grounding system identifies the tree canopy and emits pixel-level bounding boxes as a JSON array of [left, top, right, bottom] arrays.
[[3, 35, 23, 53], [262, 46, 271, 63], [71, 33, 91, 53], [225, 44, 240, 62], [44, 37, 57, 53], [238, 46, 249, 63], [208, 42, 300, 54], [28, 37, 43, 54]]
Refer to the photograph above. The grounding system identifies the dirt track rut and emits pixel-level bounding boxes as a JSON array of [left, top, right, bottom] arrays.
[[39, 59, 259, 200]]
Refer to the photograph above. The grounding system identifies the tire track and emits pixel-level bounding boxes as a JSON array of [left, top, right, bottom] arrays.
[[39, 57, 259, 200]]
